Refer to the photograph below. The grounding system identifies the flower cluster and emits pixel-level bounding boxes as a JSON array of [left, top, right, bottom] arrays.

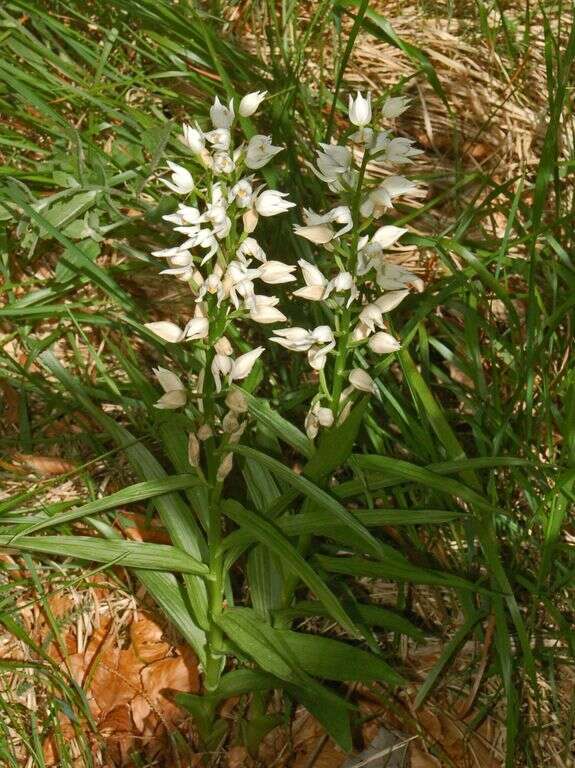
[[146, 92, 295, 480], [275, 91, 426, 438]]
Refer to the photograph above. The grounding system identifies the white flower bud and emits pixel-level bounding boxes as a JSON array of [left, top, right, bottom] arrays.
[[349, 368, 377, 395], [242, 208, 259, 233], [228, 421, 247, 445], [183, 317, 209, 341], [217, 453, 234, 481], [374, 290, 409, 313], [226, 389, 248, 413], [181, 123, 205, 153], [239, 90, 267, 117], [317, 407, 334, 428], [348, 91, 372, 127], [188, 432, 200, 467], [368, 332, 401, 354], [293, 223, 334, 244], [222, 411, 240, 434], [145, 321, 184, 343], [210, 95, 234, 129], [214, 336, 233, 356], [197, 424, 213, 441]]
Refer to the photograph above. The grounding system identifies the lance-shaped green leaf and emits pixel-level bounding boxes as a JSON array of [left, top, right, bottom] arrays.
[[10, 475, 204, 540], [0, 534, 210, 574], [234, 445, 384, 558], [222, 499, 357, 636]]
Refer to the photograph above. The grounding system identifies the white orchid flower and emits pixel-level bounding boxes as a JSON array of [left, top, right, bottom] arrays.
[[359, 303, 386, 333], [270, 327, 316, 351], [375, 262, 424, 292], [248, 295, 287, 324], [237, 236, 266, 263], [258, 260, 296, 284], [368, 332, 401, 354], [294, 205, 352, 243], [212, 152, 235, 175], [311, 325, 334, 345], [349, 368, 377, 395], [245, 134, 283, 169], [204, 128, 231, 151], [239, 90, 267, 117], [255, 189, 295, 217], [305, 401, 334, 439], [348, 91, 372, 127], [360, 176, 424, 218], [307, 340, 334, 370], [292, 259, 327, 301], [183, 316, 209, 340], [162, 204, 202, 226], [160, 161, 194, 194], [372, 134, 423, 164], [145, 321, 185, 343], [153, 367, 187, 409], [181, 123, 205, 153], [229, 179, 254, 209], [159, 250, 194, 279], [293, 222, 335, 244], [229, 347, 265, 382], [210, 95, 234, 129], [371, 225, 408, 248], [381, 95, 410, 119], [314, 143, 351, 183], [197, 269, 226, 306], [351, 321, 372, 342], [324, 270, 358, 307], [211, 353, 233, 393], [375, 290, 409, 312]]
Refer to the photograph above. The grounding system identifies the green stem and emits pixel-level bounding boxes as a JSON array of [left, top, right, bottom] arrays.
[[330, 146, 371, 414]]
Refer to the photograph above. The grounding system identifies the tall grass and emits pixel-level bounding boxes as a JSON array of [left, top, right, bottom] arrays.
[[0, 1, 574, 766]]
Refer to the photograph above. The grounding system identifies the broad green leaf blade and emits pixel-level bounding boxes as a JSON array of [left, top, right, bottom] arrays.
[[215, 607, 353, 750], [276, 630, 405, 686]]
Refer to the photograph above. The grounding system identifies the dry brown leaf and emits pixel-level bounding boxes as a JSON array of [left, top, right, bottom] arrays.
[[13, 453, 77, 477], [130, 614, 171, 663], [227, 745, 252, 768], [409, 745, 442, 768]]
